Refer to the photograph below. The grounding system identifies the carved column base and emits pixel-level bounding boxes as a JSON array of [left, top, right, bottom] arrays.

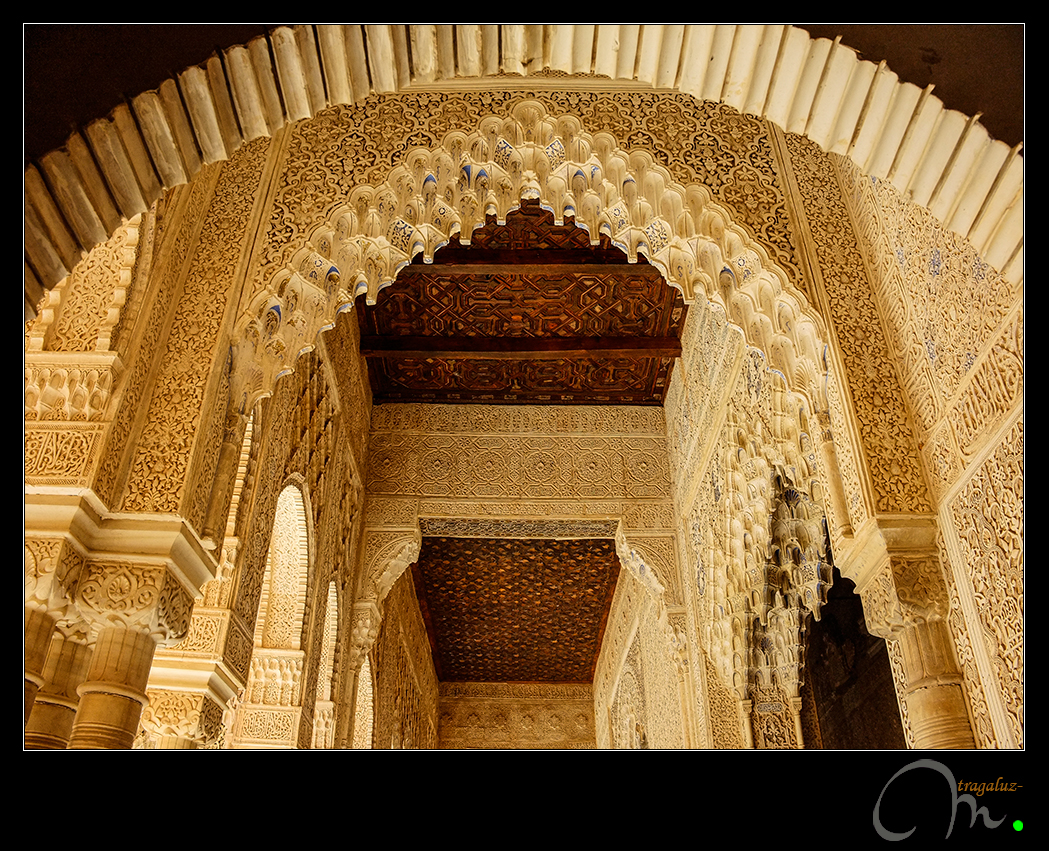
[[25, 699, 79, 749], [68, 627, 155, 749]]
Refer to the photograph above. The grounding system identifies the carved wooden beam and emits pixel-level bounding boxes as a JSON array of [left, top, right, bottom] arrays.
[[359, 335, 682, 360]]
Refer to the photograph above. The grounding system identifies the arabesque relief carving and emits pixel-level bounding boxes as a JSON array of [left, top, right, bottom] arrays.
[[784, 133, 931, 515], [140, 690, 223, 745], [232, 98, 825, 421], [838, 156, 1023, 498], [438, 683, 595, 749], [75, 562, 193, 643], [122, 138, 268, 516], [946, 417, 1023, 747], [92, 182, 212, 509], [24, 49, 1021, 749]]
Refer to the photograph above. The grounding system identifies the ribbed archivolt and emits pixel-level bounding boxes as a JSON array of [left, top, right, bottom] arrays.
[[24, 24, 1023, 312]]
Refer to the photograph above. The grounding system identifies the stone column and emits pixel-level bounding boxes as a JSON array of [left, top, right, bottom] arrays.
[[24, 608, 54, 724], [894, 619, 975, 749], [25, 625, 92, 749], [24, 537, 84, 724], [67, 562, 193, 749], [861, 551, 975, 749]]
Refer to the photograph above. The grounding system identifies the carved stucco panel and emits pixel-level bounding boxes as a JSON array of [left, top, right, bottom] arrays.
[[258, 92, 801, 305], [75, 561, 193, 643], [610, 635, 647, 749], [372, 571, 439, 749], [593, 565, 642, 747], [638, 597, 686, 748], [122, 139, 268, 516], [93, 184, 209, 508], [949, 308, 1023, 463], [25, 362, 117, 423], [837, 155, 1022, 503], [35, 219, 140, 355], [140, 690, 223, 744], [945, 417, 1023, 747], [24, 424, 106, 486], [367, 404, 674, 512], [25, 537, 84, 625], [785, 133, 930, 515], [438, 683, 594, 749]]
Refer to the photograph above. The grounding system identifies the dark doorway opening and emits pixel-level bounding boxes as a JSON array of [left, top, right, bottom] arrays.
[[800, 567, 907, 749]]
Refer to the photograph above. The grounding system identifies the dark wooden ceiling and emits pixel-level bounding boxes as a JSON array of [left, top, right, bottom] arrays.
[[411, 535, 621, 683], [357, 202, 686, 405]]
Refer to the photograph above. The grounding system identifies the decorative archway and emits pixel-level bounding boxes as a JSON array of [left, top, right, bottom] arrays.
[[232, 479, 314, 748], [229, 100, 829, 430], [24, 25, 1022, 314]]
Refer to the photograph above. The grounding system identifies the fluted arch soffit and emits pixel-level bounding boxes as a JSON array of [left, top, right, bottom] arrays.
[[24, 24, 1023, 317]]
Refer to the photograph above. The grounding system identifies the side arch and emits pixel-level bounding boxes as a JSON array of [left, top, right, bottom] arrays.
[[231, 477, 314, 747]]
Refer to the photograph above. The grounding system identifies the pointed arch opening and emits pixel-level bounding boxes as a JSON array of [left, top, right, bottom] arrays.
[[232, 480, 313, 748]]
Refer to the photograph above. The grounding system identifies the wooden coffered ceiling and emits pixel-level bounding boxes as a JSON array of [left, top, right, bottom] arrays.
[[359, 207, 673, 688], [411, 532, 621, 683], [357, 201, 687, 406]]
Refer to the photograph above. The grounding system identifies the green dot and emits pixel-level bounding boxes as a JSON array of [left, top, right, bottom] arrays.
[[1012, 820, 1023, 831]]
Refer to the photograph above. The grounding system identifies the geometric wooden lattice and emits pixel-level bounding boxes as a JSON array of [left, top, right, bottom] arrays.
[[357, 202, 686, 405], [411, 536, 621, 683]]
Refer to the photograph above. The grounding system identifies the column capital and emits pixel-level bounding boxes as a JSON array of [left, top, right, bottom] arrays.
[[861, 553, 949, 639], [140, 690, 224, 747], [75, 560, 194, 644], [347, 601, 382, 674], [24, 536, 84, 622], [25, 488, 219, 603]]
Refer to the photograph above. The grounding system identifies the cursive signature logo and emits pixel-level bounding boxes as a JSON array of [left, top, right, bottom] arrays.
[[874, 759, 1006, 841]]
